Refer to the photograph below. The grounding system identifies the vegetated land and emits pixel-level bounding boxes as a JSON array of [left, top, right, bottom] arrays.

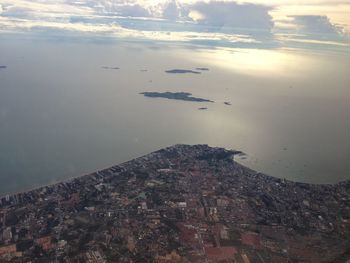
[[165, 69, 201, 74], [140, 92, 214, 103], [0, 144, 349, 262], [101, 66, 119, 70]]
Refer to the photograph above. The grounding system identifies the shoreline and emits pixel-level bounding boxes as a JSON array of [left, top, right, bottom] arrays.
[[0, 144, 349, 262], [0, 144, 348, 199]]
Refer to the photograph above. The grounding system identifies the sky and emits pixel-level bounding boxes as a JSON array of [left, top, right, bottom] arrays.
[[0, 0, 349, 50]]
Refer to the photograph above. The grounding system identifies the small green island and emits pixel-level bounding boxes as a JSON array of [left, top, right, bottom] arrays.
[[140, 92, 214, 102]]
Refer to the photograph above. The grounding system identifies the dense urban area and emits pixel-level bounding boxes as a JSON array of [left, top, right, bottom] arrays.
[[0, 144, 349, 262]]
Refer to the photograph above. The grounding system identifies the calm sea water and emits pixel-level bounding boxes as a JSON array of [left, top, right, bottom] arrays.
[[0, 36, 349, 194]]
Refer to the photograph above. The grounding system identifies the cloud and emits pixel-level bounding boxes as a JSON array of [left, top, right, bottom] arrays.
[[83, 1, 150, 17], [0, 5, 31, 19], [162, 0, 181, 20], [188, 1, 274, 37], [292, 15, 346, 41], [115, 4, 150, 17], [0, 0, 348, 51], [274, 14, 349, 48]]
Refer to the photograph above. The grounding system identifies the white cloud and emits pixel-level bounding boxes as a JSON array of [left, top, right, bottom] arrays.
[[292, 15, 346, 40], [187, 1, 274, 40], [162, 0, 181, 20], [80, 1, 151, 17], [0, 0, 349, 50], [273, 14, 349, 48], [188, 10, 205, 22], [115, 4, 150, 17], [189, 2, 273, 29]]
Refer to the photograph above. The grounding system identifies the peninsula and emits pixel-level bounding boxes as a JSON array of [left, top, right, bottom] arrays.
[[0, 145, 349, 262], [140, 92, 214, 103]]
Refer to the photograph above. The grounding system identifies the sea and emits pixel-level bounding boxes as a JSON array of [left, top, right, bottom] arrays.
[[0, 34, 350, 194]]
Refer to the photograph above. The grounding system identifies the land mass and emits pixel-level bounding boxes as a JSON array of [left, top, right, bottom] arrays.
[[0, 145, 349, 262], [165, 69, 201, 74], [0, 66, 7, 69], [140, 92, 214, 103], [102, 66, 120, 70], [196, 67, 209, 71]]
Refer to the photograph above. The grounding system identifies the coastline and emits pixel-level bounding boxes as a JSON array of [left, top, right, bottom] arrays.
[[0, 144, 349, 262], [1, 144, 348, 199]]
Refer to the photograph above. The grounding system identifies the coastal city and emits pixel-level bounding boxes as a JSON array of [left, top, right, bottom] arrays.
[[0, 144, 349, 262]]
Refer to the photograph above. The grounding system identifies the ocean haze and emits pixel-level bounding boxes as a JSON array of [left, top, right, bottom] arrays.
[[0, 36, 349, 194]]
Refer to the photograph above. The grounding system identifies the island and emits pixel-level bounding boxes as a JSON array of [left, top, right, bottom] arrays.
[[0, 145, 349, 262], [165, 69, 201, 74], [198, 107, 208, 110], [101, 66, 120, 70], [224, 102, 232, 106], [0, 66, 7, 69], [196, 67, 209, 71], [140, 92, 214, 102]]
